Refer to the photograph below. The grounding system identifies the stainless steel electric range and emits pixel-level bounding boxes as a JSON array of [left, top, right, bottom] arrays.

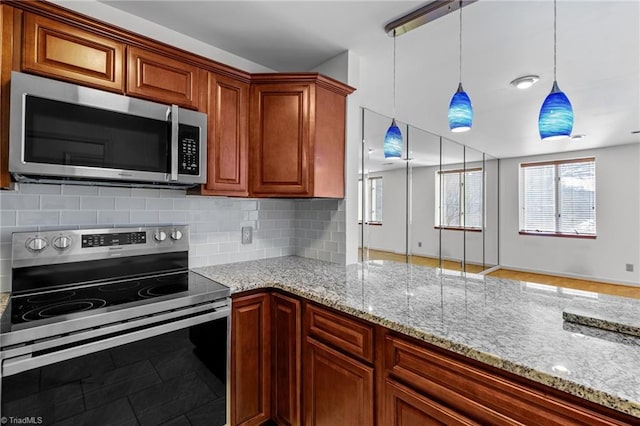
[[0, 225, 230, 425]]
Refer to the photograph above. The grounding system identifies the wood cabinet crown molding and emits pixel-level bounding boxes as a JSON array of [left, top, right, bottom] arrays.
[[2, 0, 252, 83], [251, 72, 355, 96]]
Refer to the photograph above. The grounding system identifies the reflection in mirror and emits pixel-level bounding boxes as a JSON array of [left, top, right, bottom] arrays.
[[463, 146, 485, 273], [360, 108, 408, 263], [360, 107, 500, 273], [484, 153, 500, 269], [407, 127, 442, 268], [438, 138, 465, 272]]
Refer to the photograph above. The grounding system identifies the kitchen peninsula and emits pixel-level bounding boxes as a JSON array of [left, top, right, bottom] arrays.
[[195, 256, 640, 425]]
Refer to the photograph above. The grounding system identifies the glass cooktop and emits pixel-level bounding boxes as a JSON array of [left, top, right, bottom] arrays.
[[4, 271, 229, 330]]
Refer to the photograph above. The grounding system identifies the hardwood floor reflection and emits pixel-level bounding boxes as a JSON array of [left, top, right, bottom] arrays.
[[361, 249, 486, 274], [488, 269, 640, 300], [361, 248, 640, 299]]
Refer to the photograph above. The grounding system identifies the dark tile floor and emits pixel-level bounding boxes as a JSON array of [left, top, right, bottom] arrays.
[[2, 328, 227, 425]]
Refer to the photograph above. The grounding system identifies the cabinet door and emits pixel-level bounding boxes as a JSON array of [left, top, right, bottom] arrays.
[[127, 46, 201, 109], [231, 293, 271, 426], [202, 72, 249, 196], [271, 293, 301, 426], [384, 379, 480, 426], [22, 13, 124, 92], [304, 337, 374, 426], [250, 83, 311, 196]]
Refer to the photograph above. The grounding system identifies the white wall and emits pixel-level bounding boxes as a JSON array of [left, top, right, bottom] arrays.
[[499, 144, 640, 285], [51, 0, 274, 73], [363, 168, 407, 254]]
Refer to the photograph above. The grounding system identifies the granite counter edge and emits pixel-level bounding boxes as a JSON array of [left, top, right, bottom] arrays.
[[229, 281, 640, 419]]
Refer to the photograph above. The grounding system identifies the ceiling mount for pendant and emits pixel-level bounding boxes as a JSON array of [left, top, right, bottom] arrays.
[[385, 0, 478, 37]]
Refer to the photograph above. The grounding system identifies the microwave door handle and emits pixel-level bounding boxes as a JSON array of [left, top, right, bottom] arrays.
[[170, 105, 179, 181]]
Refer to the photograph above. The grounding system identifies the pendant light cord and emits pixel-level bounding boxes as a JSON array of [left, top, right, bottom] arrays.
[[459, 0, 463, 83], [553, 0, 557, 81], [393, 29, 397, 117]]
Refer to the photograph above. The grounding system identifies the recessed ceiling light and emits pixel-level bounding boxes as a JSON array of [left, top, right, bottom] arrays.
[[510, 75, 540, 90], [570, 134, 586, 140]]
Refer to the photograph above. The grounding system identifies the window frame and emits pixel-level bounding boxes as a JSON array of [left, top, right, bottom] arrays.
[[434, 167, 483, 232], [358, 176, 383, 226], [519, 157, 596, 239]]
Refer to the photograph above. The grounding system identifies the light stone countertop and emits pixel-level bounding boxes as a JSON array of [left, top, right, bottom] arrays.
[[194, 255, 640, 419]]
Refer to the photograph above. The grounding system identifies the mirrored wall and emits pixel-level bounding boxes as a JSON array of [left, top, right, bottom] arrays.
[[359, 108, 499, 273]]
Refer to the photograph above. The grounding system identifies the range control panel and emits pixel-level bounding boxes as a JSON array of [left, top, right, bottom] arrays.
[[81, 231, 146, 248], [11, 225, 190, 268]]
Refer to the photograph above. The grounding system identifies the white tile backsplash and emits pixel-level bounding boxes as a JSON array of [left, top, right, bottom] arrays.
[[0, 183, 346, 291]]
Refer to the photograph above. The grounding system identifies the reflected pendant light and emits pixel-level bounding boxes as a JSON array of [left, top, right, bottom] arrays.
[[538, 0, 573, 140], [384, 30, 402, 158], [448, 0, 472, 132]]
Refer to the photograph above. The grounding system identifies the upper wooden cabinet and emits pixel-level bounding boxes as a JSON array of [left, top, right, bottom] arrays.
[[201, 72, 250, 196], [250, 74, 355, 198], [21, 12, 125, 92], [126, 46, 201, 109]]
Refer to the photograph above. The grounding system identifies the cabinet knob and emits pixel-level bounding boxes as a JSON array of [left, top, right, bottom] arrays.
[[26, 237, 47, 252]]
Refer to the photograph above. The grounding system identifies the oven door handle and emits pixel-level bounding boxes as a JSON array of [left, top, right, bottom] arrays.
[[1, 306, 229, 377]]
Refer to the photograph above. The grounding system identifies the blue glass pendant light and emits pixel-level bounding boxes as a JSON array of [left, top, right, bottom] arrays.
[[384, 30, 403, 158], [538, 0, 573, 140], [384, 119, 402, 158], [449, 83, 473, 132], [448, 1, 473, 133]]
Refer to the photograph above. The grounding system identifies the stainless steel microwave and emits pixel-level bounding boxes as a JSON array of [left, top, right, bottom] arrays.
[[9, 71, 207, 188]]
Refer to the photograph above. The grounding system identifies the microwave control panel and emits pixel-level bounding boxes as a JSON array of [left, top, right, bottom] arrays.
[[178, 124, 200, 175]]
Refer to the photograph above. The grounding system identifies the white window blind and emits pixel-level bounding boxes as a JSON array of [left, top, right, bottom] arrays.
[[359, 177, 383, 224], [436, 169, 483, 229], [370, 177, 383, 223], [520, 158, 596, 236]]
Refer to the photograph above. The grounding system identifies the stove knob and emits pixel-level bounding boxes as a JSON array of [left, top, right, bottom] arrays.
[[26, 237, 47, 252], [170, 229, 183, 241], [154, 231, 167, 242], [53, 236, 72, 250]]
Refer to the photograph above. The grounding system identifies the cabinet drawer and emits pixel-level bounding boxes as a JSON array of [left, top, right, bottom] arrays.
[[384, 334, 632, 426], [305, 303, 374, 363], [384, 379, 480, 426], [22, 13, 125, 92]]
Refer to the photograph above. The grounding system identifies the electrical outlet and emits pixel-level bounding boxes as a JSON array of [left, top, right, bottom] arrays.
[[418, 242, 422, 247], [626, 264, 634, 272], [241, 226, 253, 244]]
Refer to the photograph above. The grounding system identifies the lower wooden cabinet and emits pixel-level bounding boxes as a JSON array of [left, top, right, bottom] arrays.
[[271, 293, 301, 426], [303, 337, 374, 426], [384, 379, 480, 426], [230, 290, 638, 426], [230, 292, 271, 426]]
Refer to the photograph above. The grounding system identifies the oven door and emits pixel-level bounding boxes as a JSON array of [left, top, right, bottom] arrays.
[[9, 71, 206, 186], [1, 304, 229, 425]]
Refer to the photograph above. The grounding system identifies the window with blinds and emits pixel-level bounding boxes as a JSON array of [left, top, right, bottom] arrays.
[[358, 177, 383, 224], [435, 168, 483, 230], [520, 158, 596, 237]]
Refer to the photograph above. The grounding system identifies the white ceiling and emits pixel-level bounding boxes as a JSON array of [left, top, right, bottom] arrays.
[[97, 0, 639, 160]]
